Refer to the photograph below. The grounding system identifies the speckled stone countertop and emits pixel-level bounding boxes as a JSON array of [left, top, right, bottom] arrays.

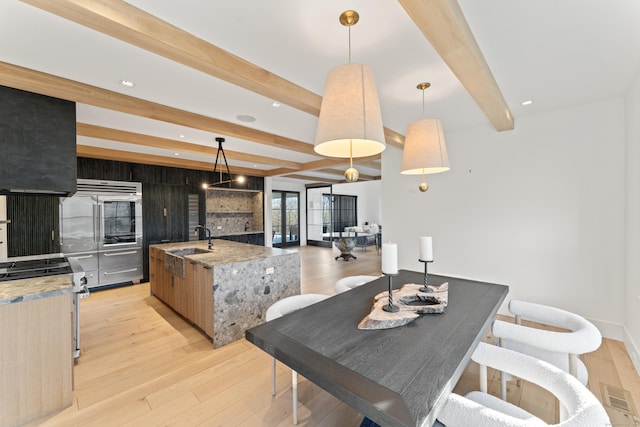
[[0, 274, 74, 305], [150, 239, 294, 267]]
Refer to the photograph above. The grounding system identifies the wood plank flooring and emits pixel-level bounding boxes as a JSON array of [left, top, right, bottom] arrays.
[[28, 245, 640, 426]]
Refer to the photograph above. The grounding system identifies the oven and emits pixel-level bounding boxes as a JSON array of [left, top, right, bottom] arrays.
[[0, 254, 89, 358]]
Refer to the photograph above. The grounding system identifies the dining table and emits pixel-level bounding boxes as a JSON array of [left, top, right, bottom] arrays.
[[245, 270, 509, 427]]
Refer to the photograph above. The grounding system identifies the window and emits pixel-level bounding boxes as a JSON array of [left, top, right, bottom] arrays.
[[323, 194, 357, 233]]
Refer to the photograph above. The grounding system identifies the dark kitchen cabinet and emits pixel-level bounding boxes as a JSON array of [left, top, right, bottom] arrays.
[[143, 183, 188, 278], [6, 195, 60, 256]]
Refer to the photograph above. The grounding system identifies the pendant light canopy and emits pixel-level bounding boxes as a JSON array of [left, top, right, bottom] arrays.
[[314, 10, 386, 182], [401, 83, 450, 192]]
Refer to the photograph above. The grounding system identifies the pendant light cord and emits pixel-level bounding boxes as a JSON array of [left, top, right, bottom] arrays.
[[348, 25, 352, 64], [350, 139, 353, 167]]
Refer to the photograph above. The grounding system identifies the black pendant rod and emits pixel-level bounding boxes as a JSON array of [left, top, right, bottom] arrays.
[[212, 137, 232, 184]]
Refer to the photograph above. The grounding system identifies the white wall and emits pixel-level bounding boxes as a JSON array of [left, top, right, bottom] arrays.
[[382, 98, 627, 336], [625, 72, 640, 370], [333, 180, 382, 227]]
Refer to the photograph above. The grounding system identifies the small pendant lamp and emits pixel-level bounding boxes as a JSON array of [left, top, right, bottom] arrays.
[[314, 10, 386, 183], [401, 83, 450, 192]]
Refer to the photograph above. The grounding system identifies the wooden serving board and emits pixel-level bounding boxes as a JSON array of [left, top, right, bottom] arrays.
[[358, 282, 448, 330]]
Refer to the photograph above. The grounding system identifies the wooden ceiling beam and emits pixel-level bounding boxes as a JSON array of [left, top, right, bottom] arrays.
[[0, 61, 316, 156], [266, 154, 381, 177], [398, 0, 514, 131], [280, 175, 345, 185], [77, 123, 304, 169], [317, 169, 379, 181], [19, 0, 405, 147], [77, 145, 267, 176]]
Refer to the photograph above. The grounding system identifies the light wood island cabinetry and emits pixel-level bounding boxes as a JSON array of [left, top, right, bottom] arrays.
[[0, 286, 73, 427], [149, 239, 299, 347]]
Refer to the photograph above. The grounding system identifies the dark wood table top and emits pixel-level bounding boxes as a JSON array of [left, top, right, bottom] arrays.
[[246, 270, 508, 427]]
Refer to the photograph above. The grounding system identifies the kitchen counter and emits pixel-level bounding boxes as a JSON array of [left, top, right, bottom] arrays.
[[149, 239, 300, 347], [0, 274, 74, 305], [153, 239, 289, 265]]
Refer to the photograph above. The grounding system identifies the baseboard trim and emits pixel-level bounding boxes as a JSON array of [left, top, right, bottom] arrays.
[[586, 317, 625, 341]]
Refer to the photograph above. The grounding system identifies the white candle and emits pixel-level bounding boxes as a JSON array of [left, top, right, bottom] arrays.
[[419, 236, 433, 261], [382, 242, 398, 274]]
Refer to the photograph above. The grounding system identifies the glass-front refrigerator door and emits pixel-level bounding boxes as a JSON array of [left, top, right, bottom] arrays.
[[98, 195, 142, 249]]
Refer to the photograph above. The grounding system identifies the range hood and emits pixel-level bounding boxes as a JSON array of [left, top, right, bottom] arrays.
[[0, 85, 77, 196]]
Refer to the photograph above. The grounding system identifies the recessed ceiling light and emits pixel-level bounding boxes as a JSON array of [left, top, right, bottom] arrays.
[[179, 134, 185, 138], [253, 164, 257, 168], [174, 152, 180, 156], [120, 79, 135, 88], [521, 100, 533, 106], [271, 101, 281, 107], [237, 114, 256, 123]]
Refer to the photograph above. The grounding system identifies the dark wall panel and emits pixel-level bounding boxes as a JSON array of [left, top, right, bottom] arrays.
[[7, 195, 59, 256]]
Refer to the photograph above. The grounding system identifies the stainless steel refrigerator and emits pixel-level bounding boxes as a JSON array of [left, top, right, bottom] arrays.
[[60, 179, 143, 288]]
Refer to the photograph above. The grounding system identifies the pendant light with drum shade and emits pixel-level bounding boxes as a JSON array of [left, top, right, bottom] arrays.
[[401, 83, 450, 192], [314, 10, 386, 183]]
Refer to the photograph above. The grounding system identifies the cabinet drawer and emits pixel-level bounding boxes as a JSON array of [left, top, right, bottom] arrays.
[[99, 248, 142, 269], [67, 252, 99, 272], [99, 265, 143, 285]]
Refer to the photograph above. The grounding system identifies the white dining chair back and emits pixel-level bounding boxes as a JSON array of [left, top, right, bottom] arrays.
[[334, 275, 379, 294], [436, 342, 610, 427], [266, 293, 329, 424], [491, 300, 601, 399]]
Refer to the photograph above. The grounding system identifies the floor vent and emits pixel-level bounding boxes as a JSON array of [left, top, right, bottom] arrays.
[[600, 383, 638, 416]]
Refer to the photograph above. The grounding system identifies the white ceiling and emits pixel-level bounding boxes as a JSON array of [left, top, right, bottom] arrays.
[[1, 0, 639, 182]]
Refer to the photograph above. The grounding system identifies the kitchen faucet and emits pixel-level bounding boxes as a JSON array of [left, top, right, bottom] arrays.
[[194, 225, 213, 249], [245, 221, 250, 231]]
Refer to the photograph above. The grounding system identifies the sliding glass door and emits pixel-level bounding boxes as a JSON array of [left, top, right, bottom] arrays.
[[271, 191, 299, 248], [306, 185, 332, 247]]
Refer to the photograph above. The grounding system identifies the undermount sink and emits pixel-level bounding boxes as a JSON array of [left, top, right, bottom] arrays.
[[164, 247, 211, 277], [167, 247, 211, 257]]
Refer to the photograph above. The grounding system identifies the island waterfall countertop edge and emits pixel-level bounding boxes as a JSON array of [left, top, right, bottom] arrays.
[[149, 239, 295, 266]]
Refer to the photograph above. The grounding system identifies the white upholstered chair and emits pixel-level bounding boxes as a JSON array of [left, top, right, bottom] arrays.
[[334, 275, 379, 294], [265, 293, 330, 424], [491, 300, 602, 400], [436, 342, 610, 427]]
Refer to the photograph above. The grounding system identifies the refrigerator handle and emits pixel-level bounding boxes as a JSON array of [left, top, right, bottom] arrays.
[[93, 203, 99, 242], [97, 203, 103, 243]]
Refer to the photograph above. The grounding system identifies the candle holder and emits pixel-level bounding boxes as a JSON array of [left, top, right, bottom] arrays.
[[382, 272, 400, 313], [419, 259, 433, 292]]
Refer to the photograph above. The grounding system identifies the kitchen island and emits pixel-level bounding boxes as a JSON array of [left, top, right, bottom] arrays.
[[0, 274, 74, 427], [149, 239, 300, 348]]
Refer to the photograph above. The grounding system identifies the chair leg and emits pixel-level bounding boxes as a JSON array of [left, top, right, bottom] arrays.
[[568, 353, 578, 378], [271, 357, 276, 396], [500, 371, 508, 400], [292, 370, 298, 424], [479, 363, 488, 393]]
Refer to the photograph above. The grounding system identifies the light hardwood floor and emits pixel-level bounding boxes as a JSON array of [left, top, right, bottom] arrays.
[[29, 245, 640, 426]]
